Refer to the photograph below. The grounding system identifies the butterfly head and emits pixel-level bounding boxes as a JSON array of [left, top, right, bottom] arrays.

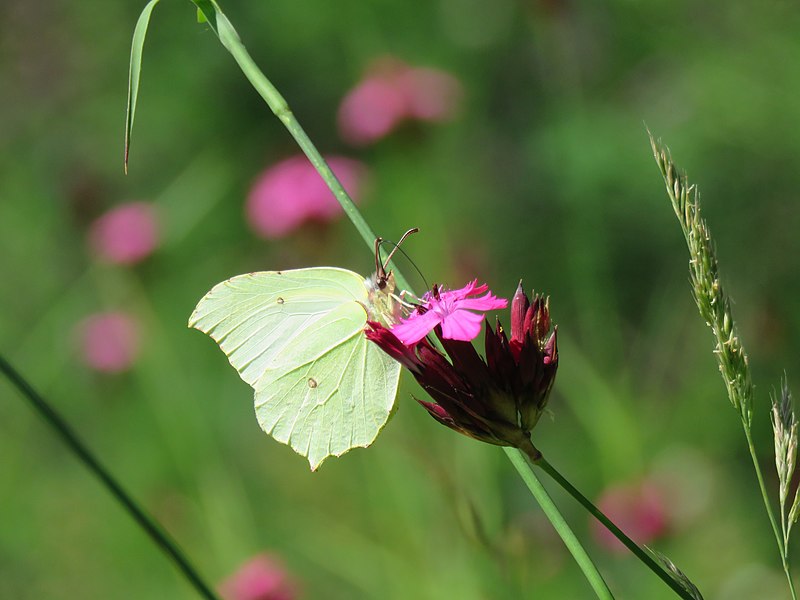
[[366, 228, 419, 324], [372, 227, 418, 289]]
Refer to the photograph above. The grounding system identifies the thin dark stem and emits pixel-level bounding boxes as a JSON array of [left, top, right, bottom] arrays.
[[504, 448, 614, 599], [0, 354, 221, 600], [535, 455, 695, 600]]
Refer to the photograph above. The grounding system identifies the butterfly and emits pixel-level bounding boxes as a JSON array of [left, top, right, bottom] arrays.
[[188, 230, 417, 470]]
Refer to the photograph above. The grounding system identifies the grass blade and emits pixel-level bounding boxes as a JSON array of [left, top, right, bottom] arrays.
[[0, 354, 220, 599], [124, 0, 161, 174]]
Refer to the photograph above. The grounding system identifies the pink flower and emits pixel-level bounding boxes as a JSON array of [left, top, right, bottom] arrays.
[[219, 554, 298, 600], [246, 155, 366, 239], [88, 202, 159, 265], [366, 281, 556, 456], [337, 75, 407, 146], [337, 57, 462, 146], [391, 280, 507, 345], [591, 481, 669, 553], [77, 312, 140, 373]]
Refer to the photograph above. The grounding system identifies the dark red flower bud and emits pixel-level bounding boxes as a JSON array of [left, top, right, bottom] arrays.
[[366, 280, 558, 460], [531, 296, 550, 343], [510, 280, 530, 348]]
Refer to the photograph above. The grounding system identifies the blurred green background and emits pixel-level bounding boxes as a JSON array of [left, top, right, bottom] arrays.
[[3, 0, 800, 598]]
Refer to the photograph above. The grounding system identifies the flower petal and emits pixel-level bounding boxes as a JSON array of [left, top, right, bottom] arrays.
[[440, 308, 485, 341], [391, 309, 442, 345], [455, 293, 508, 312], [439, 279, 483, 302]]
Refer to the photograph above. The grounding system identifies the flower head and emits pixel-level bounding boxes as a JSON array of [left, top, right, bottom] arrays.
[[88, 202, 159, 265], [367, 281, 557, 456], [337, 57, 462, 146], [391, 280, 507, 345], [77, 311, 140, 373], [219, 554, 298, 600], [246, 155, 366, 239], [337, 73, 407, 146]]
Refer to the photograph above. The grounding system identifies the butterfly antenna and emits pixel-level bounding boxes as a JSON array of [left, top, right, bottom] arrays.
[[378, 233, 429, 292], [374, 236, 385, 280], [381, 227, 419, 271]]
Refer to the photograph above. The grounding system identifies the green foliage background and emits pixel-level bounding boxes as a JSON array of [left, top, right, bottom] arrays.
[[2, 0, 800, 597]]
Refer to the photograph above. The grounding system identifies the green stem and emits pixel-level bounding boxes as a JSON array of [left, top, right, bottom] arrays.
[[781, 489, 789, 552], [782, 515, 795, 600], [788, 563, 798, 600], [503, 448, 614, 600], [0, 354, 221, 600], [535, 456, 695, 600], [743, 425, 796, 600], [193, 0, 413, 295], [788, 552, 798, 600]]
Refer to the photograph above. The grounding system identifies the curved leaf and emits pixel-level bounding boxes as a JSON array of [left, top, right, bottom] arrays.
[[124, 0, 161, 173]]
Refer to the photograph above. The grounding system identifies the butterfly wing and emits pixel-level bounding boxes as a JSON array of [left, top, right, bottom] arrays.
[[189, 267, 401, 469]]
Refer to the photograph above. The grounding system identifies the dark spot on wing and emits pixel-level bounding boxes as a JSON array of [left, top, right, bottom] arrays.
[[308, 378, 318, 388], [277, 297, 284, 304]]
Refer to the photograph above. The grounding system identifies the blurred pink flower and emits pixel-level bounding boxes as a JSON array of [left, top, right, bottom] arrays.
[[78, 312, 140, 373], [591, 481, 668, 553], [337, 75, 407, 146], [246, 155, 366, 239], [219, 554, 298, 600], [88, 202, 159, 265], [338, 57, 462, 146]]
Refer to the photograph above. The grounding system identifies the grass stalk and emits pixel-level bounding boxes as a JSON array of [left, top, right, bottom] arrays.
[[0, 354, 220, 600], [504, 448, 615, 600], [189, 0, 413, 296], [534, 455, 697, 600], [650, 133, 795, 599]]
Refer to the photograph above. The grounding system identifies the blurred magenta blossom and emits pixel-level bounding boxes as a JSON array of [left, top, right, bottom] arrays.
[[591, 481, 668, 553], [246, 155, 366, 239], [88, 201, 159, 265], [77, 311, 140, 373], [338, 57, 462, 146], [219, 554, 298, 600]]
